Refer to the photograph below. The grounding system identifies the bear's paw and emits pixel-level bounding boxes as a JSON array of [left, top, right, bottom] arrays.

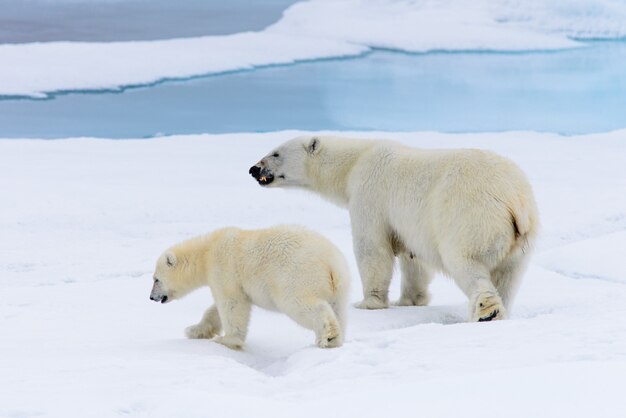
[[213, 335, 244, 350], [471, 292, 506, 322], [354, 297, 389, 310], [185, 324, 218, 339]]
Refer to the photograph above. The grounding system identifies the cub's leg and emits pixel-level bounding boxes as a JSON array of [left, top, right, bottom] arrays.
[[282, 299, 343, 348], [350, 217, 395, 310], [185, 304, 222, 339], [447, 260, 506, 322], [394, 253, 433, 307], [213, 296, 252, 350]]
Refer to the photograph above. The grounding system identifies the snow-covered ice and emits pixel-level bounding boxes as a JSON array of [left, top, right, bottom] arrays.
[[3, 0, 626, 97], [0, 33, 366, 98], [269, 0, 626, 50], [2, 130, 626, 417]]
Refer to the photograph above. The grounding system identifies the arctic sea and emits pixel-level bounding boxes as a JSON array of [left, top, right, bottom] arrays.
[[1, 41, 625, 138]]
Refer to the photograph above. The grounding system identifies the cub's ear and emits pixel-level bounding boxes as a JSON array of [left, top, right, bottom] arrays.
[[165, 251, 177, 268], [307, 137, 320, 154]]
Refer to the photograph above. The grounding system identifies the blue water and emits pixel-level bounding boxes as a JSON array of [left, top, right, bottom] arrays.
[[1, 41, 625, 138]]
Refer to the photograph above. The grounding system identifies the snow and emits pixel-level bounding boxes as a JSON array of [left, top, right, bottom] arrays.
[[2, 130, 626, 417], [3, 0, 626, 97], [537, 231, 626, 284]]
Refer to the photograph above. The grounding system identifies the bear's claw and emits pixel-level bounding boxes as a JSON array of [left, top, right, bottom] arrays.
[[478, 309, 499, 322]]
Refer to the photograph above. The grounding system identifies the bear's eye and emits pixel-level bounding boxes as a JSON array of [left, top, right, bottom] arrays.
[[273, 152, 279, 158], [154, 278, 159, 283]]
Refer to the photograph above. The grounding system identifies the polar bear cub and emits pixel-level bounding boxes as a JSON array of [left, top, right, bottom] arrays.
[[149, 225, 349, 349], [250, 135, 539, 322]]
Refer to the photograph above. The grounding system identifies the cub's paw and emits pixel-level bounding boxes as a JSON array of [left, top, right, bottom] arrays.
[[316, 332, 342, 349], [354, 296, 388, 310], [213, 335, 244, 350], [471, 292, 506, 322], [185, 324, 217, 339], [316, 322, 342, 348]]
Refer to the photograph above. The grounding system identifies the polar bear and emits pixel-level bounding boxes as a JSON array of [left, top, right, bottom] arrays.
[[249, 135, 539, 321], [149, 225, 349, 349]]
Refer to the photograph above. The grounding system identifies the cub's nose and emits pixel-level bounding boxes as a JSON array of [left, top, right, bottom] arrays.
[[249, 165, 261, 178]]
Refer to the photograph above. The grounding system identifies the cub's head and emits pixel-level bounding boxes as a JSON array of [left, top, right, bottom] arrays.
[[249, 136, 320, 188], [149, 250, 186, 304]]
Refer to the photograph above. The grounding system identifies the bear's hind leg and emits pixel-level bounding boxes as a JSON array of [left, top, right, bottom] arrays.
[[394, 253, 433, 307], [313, 301, 343, 348], [447, 260, 506, 322], [213, 297, 252, 350], [284, 300, 343, 348], [491, 249, 530, 311], [185, 304, 222, 339]]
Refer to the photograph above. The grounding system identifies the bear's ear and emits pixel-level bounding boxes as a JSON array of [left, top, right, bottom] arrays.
[[307, 137, 320, 154], [165, 251, 177, 268]]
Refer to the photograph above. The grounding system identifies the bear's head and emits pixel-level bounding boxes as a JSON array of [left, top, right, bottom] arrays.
[[149, 250, 187, 304], [249, 136, 320, 188]]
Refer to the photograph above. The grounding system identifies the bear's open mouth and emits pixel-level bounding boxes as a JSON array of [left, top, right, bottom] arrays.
[[249, 165, 275, 186], [257, 174, 274, 186], [160, 296, 168, 304]]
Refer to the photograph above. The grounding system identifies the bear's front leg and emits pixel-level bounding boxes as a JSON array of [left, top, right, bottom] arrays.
[[213, 296, 252, 350], [351, 223, 395, 310], [185, 304, 222, 339]]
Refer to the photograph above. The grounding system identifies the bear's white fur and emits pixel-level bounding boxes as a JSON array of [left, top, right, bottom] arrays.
[[150, 225, 349, 349], [250, 136, 539, 321]]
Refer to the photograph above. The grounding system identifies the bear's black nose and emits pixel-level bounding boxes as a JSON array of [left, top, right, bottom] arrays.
[[249, 165, 261, 178]]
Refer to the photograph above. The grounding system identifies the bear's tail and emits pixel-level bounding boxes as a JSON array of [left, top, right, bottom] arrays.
[[508, 194, 539, 254]]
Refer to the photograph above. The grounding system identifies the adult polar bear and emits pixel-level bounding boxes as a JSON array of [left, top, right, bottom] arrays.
[[250, 136, 539, 321]]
